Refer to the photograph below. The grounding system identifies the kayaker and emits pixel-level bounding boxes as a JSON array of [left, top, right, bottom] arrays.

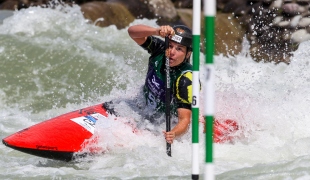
[[127, 24, 193, 144]]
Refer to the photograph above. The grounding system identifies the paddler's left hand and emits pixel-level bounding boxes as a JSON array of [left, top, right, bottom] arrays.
[[163, 131, 176, 144]]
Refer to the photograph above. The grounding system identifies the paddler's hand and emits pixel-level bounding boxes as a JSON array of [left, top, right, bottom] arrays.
[[163, 131, 176, 144], [157, 25, 175, 38]]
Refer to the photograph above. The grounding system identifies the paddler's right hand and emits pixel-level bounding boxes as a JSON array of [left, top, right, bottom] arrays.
[[157, 25, 175, 38]]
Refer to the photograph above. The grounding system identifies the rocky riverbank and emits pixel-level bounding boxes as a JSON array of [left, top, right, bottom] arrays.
[[1, 0, 310, 64], [220, 0, 310, 64]]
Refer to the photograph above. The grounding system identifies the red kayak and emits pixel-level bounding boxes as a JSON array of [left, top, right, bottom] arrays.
[[2, 103, 239, 161], [2, 103, 109, 161]]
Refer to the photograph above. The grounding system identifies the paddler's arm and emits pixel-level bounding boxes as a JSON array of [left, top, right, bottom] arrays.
[[163, 108, 191, 144], [127, 24, 175, 45]]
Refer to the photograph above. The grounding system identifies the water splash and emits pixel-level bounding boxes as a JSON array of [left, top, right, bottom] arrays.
[[1, 3, 310, 179]]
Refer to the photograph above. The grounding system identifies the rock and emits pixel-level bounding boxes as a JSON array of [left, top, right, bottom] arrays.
[[149, 0, 177, 20], [172, 0, 193, 9], [296, 0, 310, 6], [4, 0, 310, 64], [222, 0, 247, 14], [217, 0, 230, 10], [298, 17, 310, 27], [106, 0, 179, 25], [277, 20, 291, 27], [0, 0, 18, 10], [80, 1, 135, 29], [176, 8, 192, 27], [262, 0, 273, 7], [290, 15, 302, 27], [270, 0, 283, 9], [106, 0, 155, 19], [176, 9, 245, 56], [272, 16, 283, 26], [282, 3, 305, 17], [214, 13, 245, 56], [291, 29, 310, 43]]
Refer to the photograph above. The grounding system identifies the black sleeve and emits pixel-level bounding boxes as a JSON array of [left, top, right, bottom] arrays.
[[140, 36, 165, 56]]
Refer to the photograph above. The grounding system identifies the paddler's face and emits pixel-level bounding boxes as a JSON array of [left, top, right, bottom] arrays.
[[168, 41, 190, 67]]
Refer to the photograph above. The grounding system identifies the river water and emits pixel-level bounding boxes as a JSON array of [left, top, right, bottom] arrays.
[[1, 3, 310, 180]]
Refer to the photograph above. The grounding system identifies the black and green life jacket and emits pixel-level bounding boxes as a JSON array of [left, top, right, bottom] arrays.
[[141, 36, 193, 116]]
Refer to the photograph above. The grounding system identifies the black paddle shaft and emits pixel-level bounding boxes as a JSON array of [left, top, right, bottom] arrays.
[[165, 36, 171, 157]]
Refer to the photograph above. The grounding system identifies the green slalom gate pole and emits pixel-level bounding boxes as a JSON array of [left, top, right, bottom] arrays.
[[191, 0, 201, 179], [204, 0, 215, 179]]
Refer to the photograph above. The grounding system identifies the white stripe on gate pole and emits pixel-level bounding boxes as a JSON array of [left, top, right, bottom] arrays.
[[204, 0, 216, 180], [191, 0, 201, 179]]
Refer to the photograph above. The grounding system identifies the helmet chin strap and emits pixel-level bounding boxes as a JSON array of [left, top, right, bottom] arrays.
[[184, 48, 192, 63]]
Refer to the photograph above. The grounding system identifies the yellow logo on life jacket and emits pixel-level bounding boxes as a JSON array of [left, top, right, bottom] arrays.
[[176, 71, 193, 104]]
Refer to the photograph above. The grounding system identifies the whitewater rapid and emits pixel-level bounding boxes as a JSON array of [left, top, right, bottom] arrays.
[[0, 3, 310, 179]]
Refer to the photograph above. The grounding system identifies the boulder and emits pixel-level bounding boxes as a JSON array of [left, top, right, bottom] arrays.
[[0, 0, 18, 10], [177, 9, 245, 56], [172, 0, 193, 9], [215, 13, 245, 56], [106, 0, 179, 25], [80, 1, 135, 29], [4, 0, 310, 64], [106, 0, 154, 19]]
